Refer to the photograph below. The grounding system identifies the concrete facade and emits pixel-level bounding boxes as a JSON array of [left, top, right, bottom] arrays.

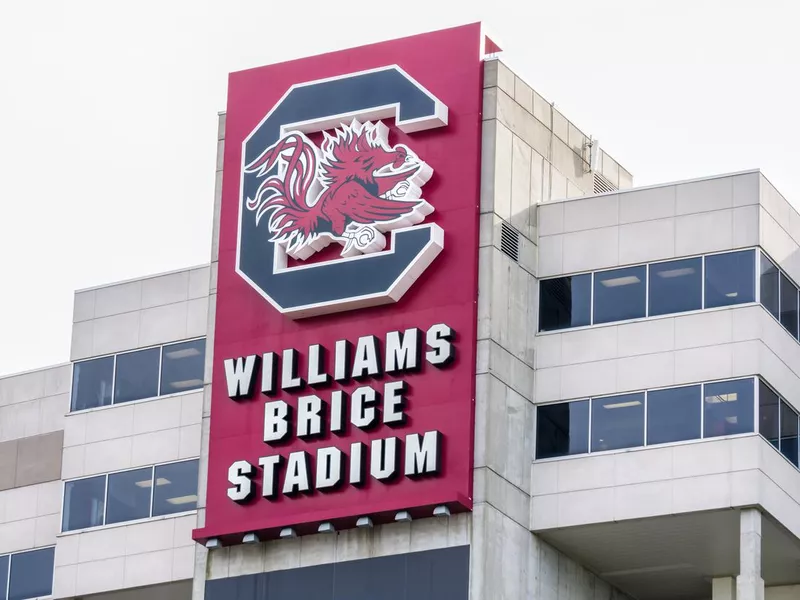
[[0, 53, 798, 600]]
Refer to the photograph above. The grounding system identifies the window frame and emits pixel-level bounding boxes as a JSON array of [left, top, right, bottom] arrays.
[[70, 337, 205, 413], [537, 248, 760, 334], [759, 378, 800, 469], [534, 377, 758, 462], [61, 459, 199, 534], [0, 547, 55, 600]]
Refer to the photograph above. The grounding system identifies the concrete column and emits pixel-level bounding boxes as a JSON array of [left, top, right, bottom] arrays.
[[713, 577, 736, 600], [736, 509, 764, 600]]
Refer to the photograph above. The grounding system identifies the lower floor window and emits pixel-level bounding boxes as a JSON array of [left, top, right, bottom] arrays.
[[0, 547, 54, 600], [536, 377, 757, 460], [62, 459, 199, 532]]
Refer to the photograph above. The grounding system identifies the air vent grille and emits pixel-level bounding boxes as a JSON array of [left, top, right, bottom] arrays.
[[594, 172, 618, 195], [500, 222, 520, 262]]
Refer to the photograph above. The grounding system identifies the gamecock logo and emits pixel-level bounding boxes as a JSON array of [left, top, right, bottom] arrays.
[[245, 120, 434, 260], [234, 65, 448, 318]]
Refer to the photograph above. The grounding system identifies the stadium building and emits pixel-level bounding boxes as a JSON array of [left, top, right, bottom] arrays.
[[0, 22, 798, 600]]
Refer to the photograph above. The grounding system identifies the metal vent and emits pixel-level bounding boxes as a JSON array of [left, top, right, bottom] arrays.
[[594, 172, 618, 195], [500, 222, 519, 262]]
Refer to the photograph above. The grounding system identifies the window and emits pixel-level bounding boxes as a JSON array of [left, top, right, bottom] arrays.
[[591, 393, 645, 452], [114, 348, 160, 404], [0, 555, 7, 600], [648, 258, 702, 316], [7, 548, 54, 600], [71, 338, 205, 411], [153, 460, 200, 516], [63, 460, 199, 532], [646, 385, 701, 445], [71, 356, 114, 411], [106, 467, 153, 525], [593, 266, 646, 324], [62, 475, 105, 531], [759, 381, 780, 449], [704, 250, 755, 309], [780, 401, 799, 467], [779, 273, 799, 339], [535, 401, 590, 459], [703, 379, 754, 438], [760, 252, 779, 319], [160, 339, 206, 395], [539, 275, 591, 331]]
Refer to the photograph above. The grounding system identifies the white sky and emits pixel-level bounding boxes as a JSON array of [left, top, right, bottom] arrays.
[[1, 0, 797, 376]]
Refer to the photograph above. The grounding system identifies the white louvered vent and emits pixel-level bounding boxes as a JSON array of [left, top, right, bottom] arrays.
[[500, 222, 520, 262], [594, 172, 618, 195]]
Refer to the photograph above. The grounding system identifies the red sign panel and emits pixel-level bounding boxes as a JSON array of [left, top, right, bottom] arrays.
[[194, 23, 484, 544]]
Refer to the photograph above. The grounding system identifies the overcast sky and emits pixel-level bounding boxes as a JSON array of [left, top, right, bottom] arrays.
[[1, 0, 797, 376]]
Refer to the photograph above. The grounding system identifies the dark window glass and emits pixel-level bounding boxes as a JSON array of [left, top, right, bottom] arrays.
[[780, 401, 799, 467], [8, 548, 54, 600], [106, 467, 153, 525], [648, 258, 702, 316], [759, 381, 780, 449], [760, 253, 779, 319], [152, 460, 199, 517], [539, 275, 591, 331], [62, 476, 106, 532], [703, 379, 755, 438], [71, 357, 114, 411], [779, 273, 799, 338], [704, 250, 755, 309], [160, 339, 206, 395], [593, 266, 646, 324], [0, 555, 8, 600], [646, 385, 701, 445], [114, 347, 160, 404], [591, 393, 645, 452], [535, 401, 590, 459]]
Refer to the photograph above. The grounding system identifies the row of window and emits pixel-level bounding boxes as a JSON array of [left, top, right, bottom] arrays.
[[62, 459, 199, 532], [71, 338, 206, 412], [760, 252, 800, 341], [536, 378, 756, 459], [539, 249, 756, 332], [759, 381, 800, 467], [0, 548, 53, 600]]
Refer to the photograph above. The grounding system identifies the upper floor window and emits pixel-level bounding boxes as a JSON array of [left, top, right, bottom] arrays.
[[538, 250, 756, 332], [71, 338, 205, 412], [758, 251, 800, 342], [62, 459, 199, 533], [0, 547, 54, 600], [759, 381, 799, 468]]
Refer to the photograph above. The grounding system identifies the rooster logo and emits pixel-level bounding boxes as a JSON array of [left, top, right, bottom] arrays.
[[244, 120, 434, 260]]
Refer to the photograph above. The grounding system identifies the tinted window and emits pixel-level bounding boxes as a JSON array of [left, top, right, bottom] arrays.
[[759, 381, 780, 449], [780, 401, 799, 467], [648, 258, 702, 316], [114, 348, 160, 404], [760, 253, 779, 319], [106, 467, 153, 525], [539, 275, 591, 331], [160, 339, 206, 395], [703, 379, 754, 438], [62, 476, 106, 532], [646, 385, 701, 445], [153, 460, 199, 517], [71, 356, 114, 411], [591, 393, 645, 452], [536, 401, 590, 459], [0, 555, 7, 600], [779, 273, 799, 338], [8, 548, 54, 600], [593, 266, 646, 324], [704, 250, 755, 308]]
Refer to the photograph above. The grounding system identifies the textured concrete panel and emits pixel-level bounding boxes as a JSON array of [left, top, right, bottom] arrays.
[[16, 431, 63, 487]]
